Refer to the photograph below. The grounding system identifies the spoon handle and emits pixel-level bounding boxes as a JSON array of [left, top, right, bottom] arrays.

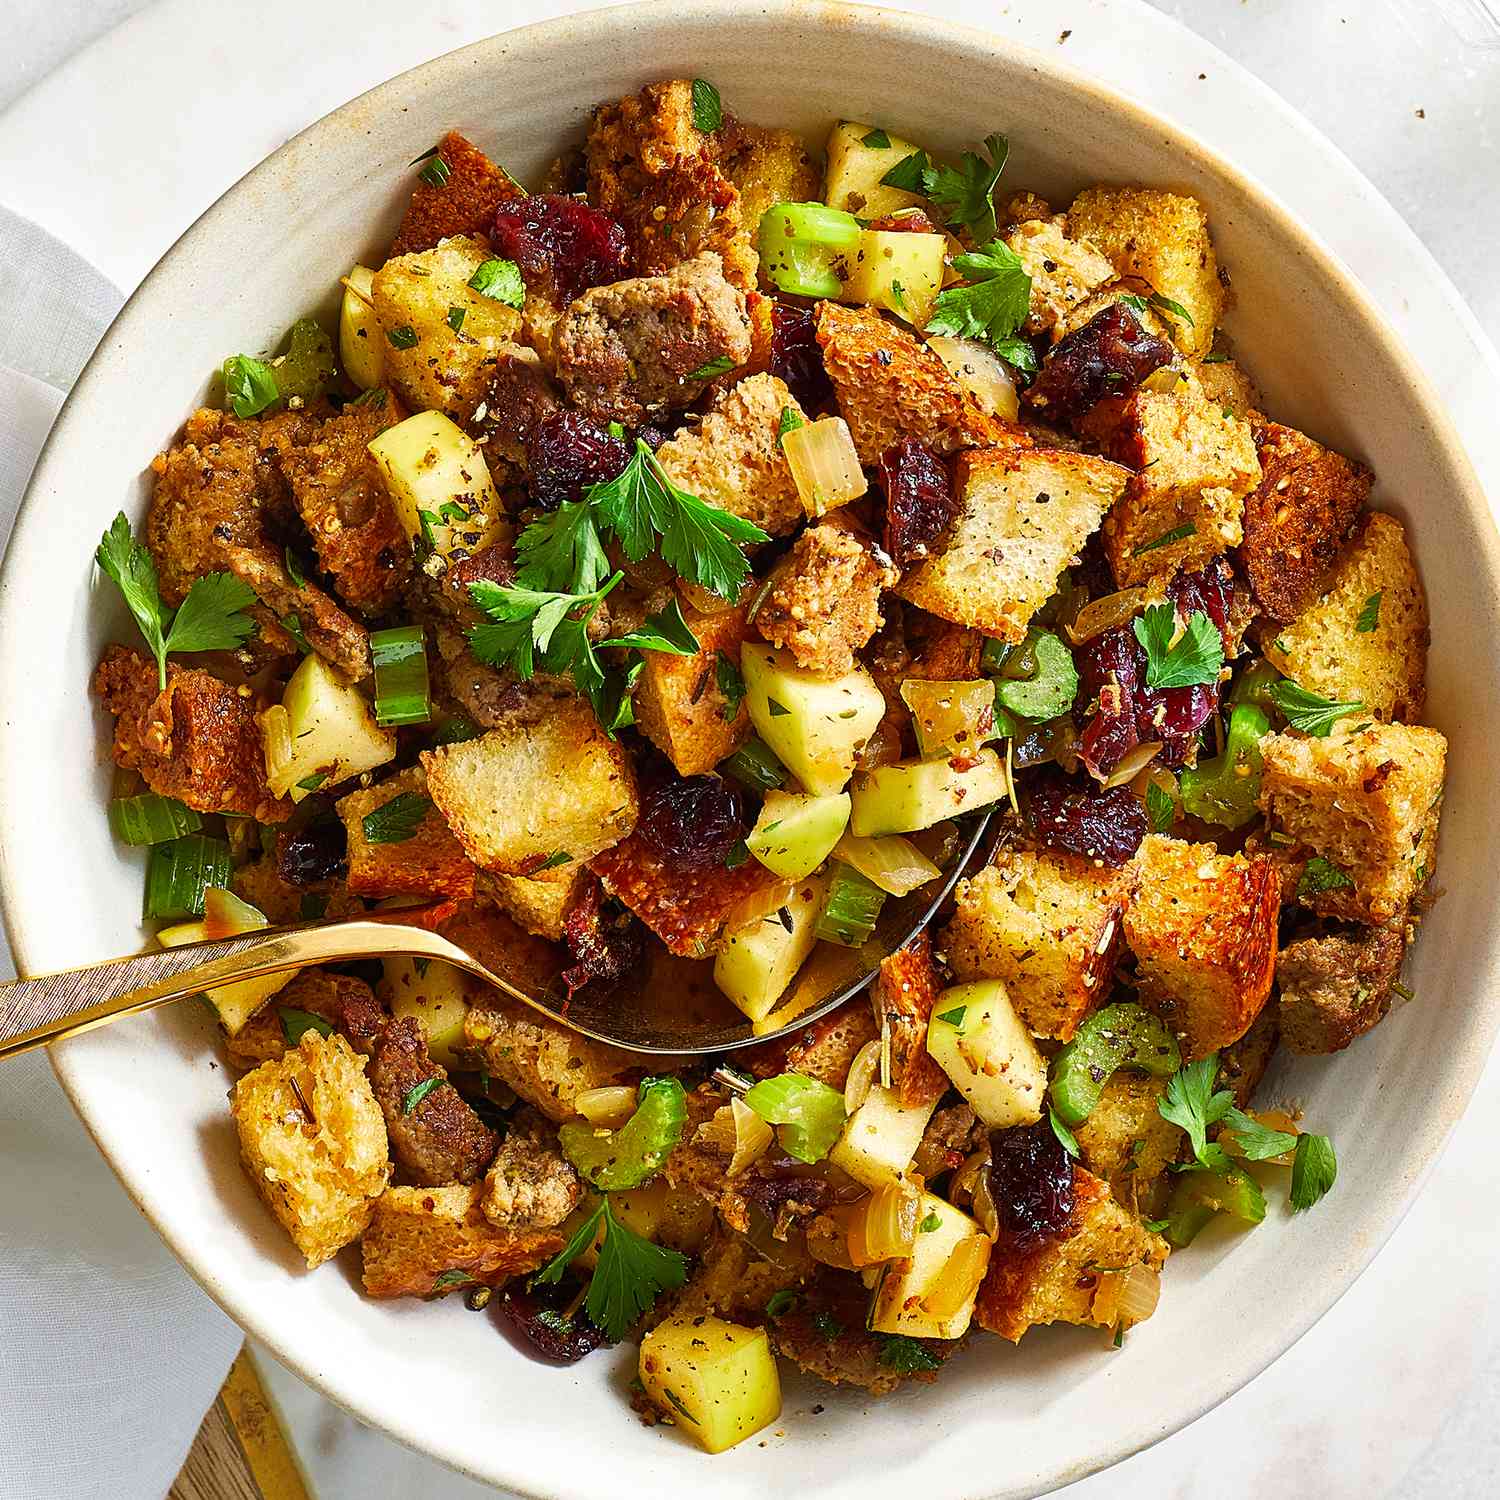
[[0, 918, 458, 1062]]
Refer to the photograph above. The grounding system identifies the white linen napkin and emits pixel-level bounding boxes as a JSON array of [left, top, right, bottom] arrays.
[[0, 205, 243, 1500]]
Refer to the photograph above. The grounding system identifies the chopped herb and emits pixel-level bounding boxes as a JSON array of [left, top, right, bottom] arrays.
[[401, 1077, 443, 1114], [810, 1309, 845, 1341], [1145, 779, 1176, 834], [1268, 680, 1364, 737], [690, 78, 722, 133], [386, 325, 419, 349], [467, 257, 526, 308], [1157, 1054, 1234, 1172], [536, 850, 573, 872], [284, 547, 309, 589], [361, 791, 432, 845], [1355, 591, 1383, 633], [662, 1389, 698, 1424], [685, 354, 734, 381], [1132, 522, 1196, 557], [767, 697, 791, 718], [279, 1007, 333, 1045], [430, 1267, 472, 1293], [1049, 1108, 1081, 1158], [222, 354, 279, 418], [281, 613, 311, 653], [861, 127, 892, 149], [1222, 1106, 1298, 1162], [925, 240, 1032, 363], [417, 154, 451, 187], [878, 1333, 941, 1372], [413, 957, 431, 978], [889, 279, 906, 310], [1142, 1217, 1170, 1233], [298, 892, 328, 921], [936, 1005, 967, 1029], [1133, 604, 1224, 690], [922, 132, 1010, 244], [446, 305, 466, 333], [919, 1211, 942, 1233], [724, 841, 750, 870], [1298, 856, 1355, 899], [777, 406, 805, 446], [1113, 1326, 1124, 1349], [716, 651, 746, 720], [1148, 291, 1194, 326], [765, 1288, 799, 1318], [881, 150, 931, 193], [296, 772, 327, 792], [1289, 1133, 1337, 1211]]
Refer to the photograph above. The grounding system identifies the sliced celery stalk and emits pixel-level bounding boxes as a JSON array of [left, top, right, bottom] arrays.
[[1179, 702, 1270, 830], [757, 202, 863, 298], [143, 834, 232, 921], [993, 630, 1079, 722], [815, 865, 886, 948], [1049, 1001, 1182, 1128], [108, 793, 203, 847], [558, 1076, 688, 1191], [370, 623, 431, 726]]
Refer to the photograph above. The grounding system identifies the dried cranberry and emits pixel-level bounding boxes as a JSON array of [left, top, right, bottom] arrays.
[[740, 1164, 835, 1218], [988, 1119, 1075, 1253], [561, 874, 644, 996], [495, 1284, 610, 1363], [1025, 769, 1148, 867], [523, 410, 631, 510], [635, 771, 749, 870], [877, 439, 958, 567], [275, 818, 347, 886], [1074, 625, 1143, 779], [865, 208, 942, 234], [769, 302, 833, 411], [1024, 304, 1174, 426], [491, 193, 631, 303]]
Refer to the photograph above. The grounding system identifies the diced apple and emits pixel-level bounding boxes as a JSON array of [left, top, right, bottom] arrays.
[[841, 229, 947, 327], [380, 956, 471, 1070], [849, 750, 1008, 837], [367, 410, 508, 561], [713, 872, 827, 1024], [338, 265, 383, 390], [159, 888, 291, 1034], [741, 644, 885, 797], [870, 1193, 991, 1340], [926, 335, 1020, 422], [824, 121, 928, 220], [260, 653, 396, 802], [828, 1083, 938, 1189], [746, 790, 850, 880], [639, 1317, 782, 1454], [925, 979, 1046, 1129]]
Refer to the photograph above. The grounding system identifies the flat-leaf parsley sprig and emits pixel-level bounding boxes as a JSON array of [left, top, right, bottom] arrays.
[[924, 240, 1036, 374], [96, 512, 259, 690]]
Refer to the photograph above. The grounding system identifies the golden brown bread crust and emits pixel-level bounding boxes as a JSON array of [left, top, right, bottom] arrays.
[[94, 645, 291, 822], [870, 934, 949, 1107], [335, 766, 476, 901], [741, 997, 880, 1090], [388, 130, 522, 259]]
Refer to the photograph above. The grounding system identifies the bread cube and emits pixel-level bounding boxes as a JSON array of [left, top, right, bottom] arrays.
[[1277, 913, 1409, 1054], [484, 862, 589, 942], [941, 848, 1134, 1041], [897, 446, 1130, 641], [633, 599, 752, 776], [718, 121, 820, 228], [1216, 1005, 1280, 1110], [755, 521, 896, 677], [1074, 1073, 1180, 1214], [1263, 512, 1427, 722], [744, 998, 878, 1090], [1101, 384, 1261, 586], [421, 699, 638, 874], [1123, 835, 1280, 1060], [389, 130, 522, 258], [335, 765, 475, 901], [815, 301, 1024, 466], [231, 1033, 390, 1268], [1192, 356, 1261, 422], [1067, 187, 1224, 356], [976, 1167, 1168, 1341], [372, 234, 523, 420], [656, 373, 810, 537], [360, 1182, 563, 1298], [869, 934, 949, 1107], [1257, 721, 1445, 923], [1004, 218, 1117, 340]]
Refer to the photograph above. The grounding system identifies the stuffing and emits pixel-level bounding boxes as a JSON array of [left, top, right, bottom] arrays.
[[1123, 835, 1280, 1061], [1276, 914, 1410, 1054], [869, 934, 948, 1107], [942, 847, 1135, 1041], [468, 350, 562, 468], [480, 1111, 582, 1232], [421, 698, 639, 874], [716, 119, 820, 229], [1073, 1073, 1180, 1215], [664, 1225, 808, 1327], [1191, 355, 1260, 421], [360, 1182, 563, 1299], [1257, 721, 1445, 923], [1262, 512, 1427, 723], [1216, 1006, 1280, 1110], [389, 130, 522, 258], [230, 1033, 390, 1268], [896, 446, 1130, 641], [224, 970, 387, 1071], [336, 765, 476, 901], [743, 999, 879, 1090], [1003, 217, 1117, 340], [482, 862, 590, 943], [231, 853, 363, 929]]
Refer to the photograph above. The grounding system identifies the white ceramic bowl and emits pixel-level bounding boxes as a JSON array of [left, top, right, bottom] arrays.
[[3, 2, 1499, 1495]]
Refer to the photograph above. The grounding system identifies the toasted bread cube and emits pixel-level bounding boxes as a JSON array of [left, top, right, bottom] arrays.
[[1123, 835, 1279, 1061], [372, 235, 523, 420], [360, 1183, 563, 1298], [1238, 416, 1372, 623], [1216, 1006, 1279, 1110], [336, 766, 475, 900], [976, 1167, 1168, 1341], [231, 1033, 390, 1268], [1004, 218, 1117, 339], [1101, 384, 1261, 585], [744, 996, 878, 1090], [1263, 513, 1427, 722], [815, 301, 1025, 466], [485, 862, 589, 942], [421, 699, 638, 874], [1074, 1073, 1180, 1214], [1067, 187, 1223, 357], [633, 600, 753, 775], [718, 121, 820, 229], [941, 848, 1134, 1041], [897, 447, 1130, 641], [656, 373, 810, 537], [389, 130, 522, 258], [756, 521, 896, 677], [1277, 914, 1409, 1054], [1192, 356, 1261, 421], [869, 934, 949, 1107], [1257, 721, 1445, 923]]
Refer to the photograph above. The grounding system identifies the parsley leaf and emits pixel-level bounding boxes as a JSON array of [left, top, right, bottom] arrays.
[[417, 154, 451, 188], [1120, 289, 1195, 328], [164, 572, 259, 657], [922, 132, 1009, 244], [1289, 1133, 1337, 1211], [716, 651, 746, 721], [684, 354, 734, 381], [936, 1005, 966, 1029], [881, 150, 931, 193], [1297, 855, 1355, 899], [386, 325, 418, 349], [514, 498, 612, 595], [925, 241, 1032, 359], [1157, 1054, 1234, 1170], [1146, 778, 1176, 833], [96, 513, 169, 679], [607, 597, 701, 657], [1268, 680, 1364, 737], [1355, 591, 1382, 633], [1132, 604, 1224, 690], [279, 1007, 333, 1045], [691, 79, 722, 133], [1222, 1107, 1298, 1162], [284, 547, 309, 590], [222, 354, 279, 418], [361, 792, 432, 845], [1049, 1108, 1081, 1159], [777, 406, 805, 446], [765, 1288, 798, 1318], [861, 127, 892, 149], [878, 1333, 941, 1373], [447, 305, 466, 333], [467, 257, 526, 308]]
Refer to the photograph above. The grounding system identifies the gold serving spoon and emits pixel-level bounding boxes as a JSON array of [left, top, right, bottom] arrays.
[[0, 814, 992, 1063]]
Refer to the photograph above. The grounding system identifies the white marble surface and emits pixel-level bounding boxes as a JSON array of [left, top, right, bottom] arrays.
[[2, 1, 1499, 1495]]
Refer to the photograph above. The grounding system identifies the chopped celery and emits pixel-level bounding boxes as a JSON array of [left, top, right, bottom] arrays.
[[992, 630, 1079, 721], [1227, 658, 1282, 714], [558, 1076, 688, 1191], [1049, 1002, 1182, 1128], [143, 834, 232, 921], [108, 793, 202, 846], [370, 624, 431, 726], [1163, 1163, 1267, 1249], [1179, 703, 1270, 830], [757, 202, 862, 298], [815, 865, 887, 947], [743, 1072, 847, 1163], [722, 735, 789, 791]]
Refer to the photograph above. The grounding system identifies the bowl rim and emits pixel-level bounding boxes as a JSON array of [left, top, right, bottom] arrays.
[[4, 1, 1499, 1494]]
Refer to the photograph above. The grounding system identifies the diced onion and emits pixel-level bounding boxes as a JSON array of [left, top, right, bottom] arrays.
[[695, 1098, 775, 1178], [574, 1085, 638, 1128], [921, 1235, 990, 1317], [259, 703, 293, 792], [806, 1204, 860, 1271], [844, 1038, 883, 1116], [831, 832, 941, 897], [949, 1146, 1000, 1242], [1101, 741, 1162, 790], [782, 417, 868, 517], [1067, 588, 1148, 645], [899, 678, 996, 761], [202, 887, 270, 940], [926, 335, 1020, 422], [847, 1181, 921, 1266], [721, 878, 798, 937]]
